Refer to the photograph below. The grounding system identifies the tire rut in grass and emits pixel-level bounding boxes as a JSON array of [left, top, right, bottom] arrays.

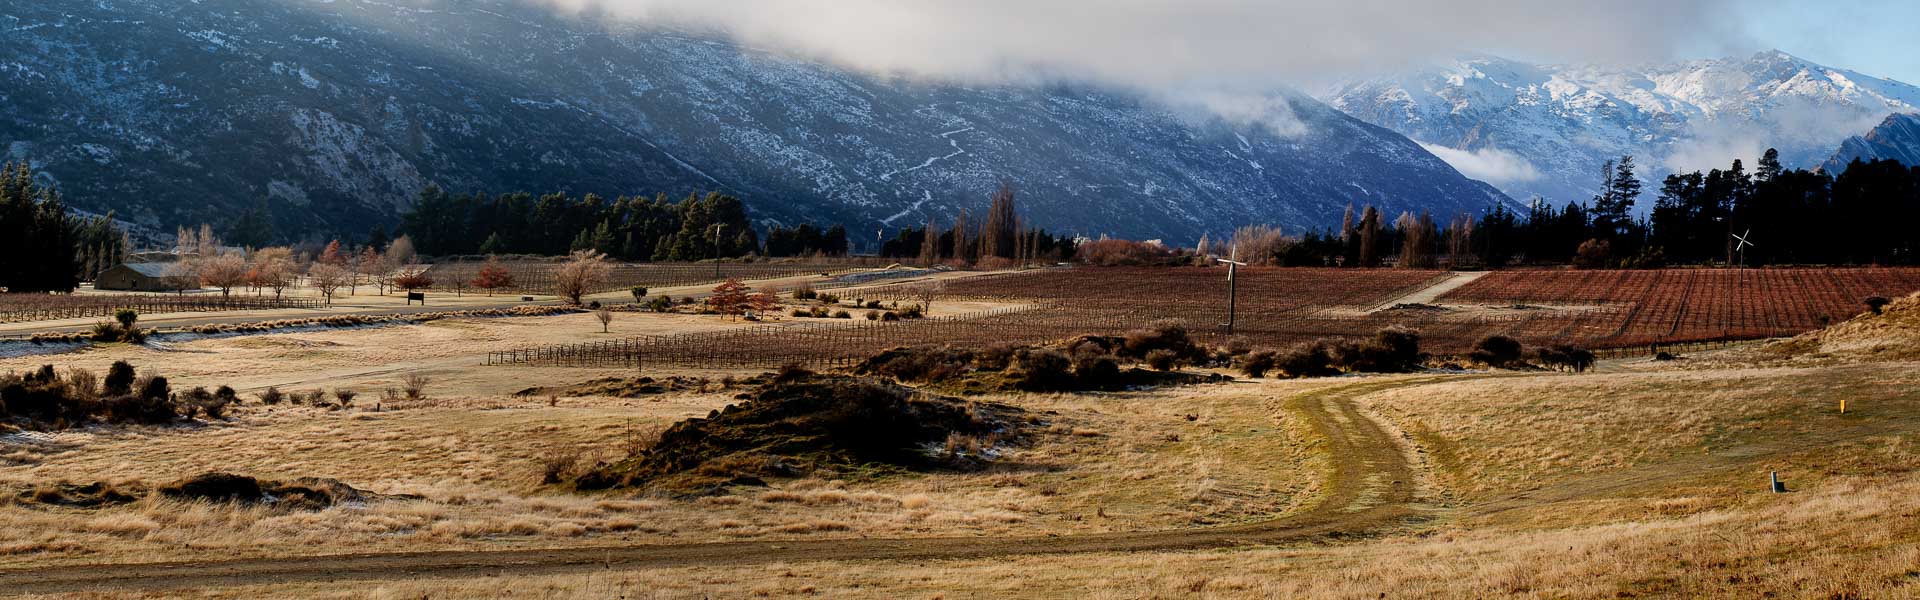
[[0, 376, 1449, 595]]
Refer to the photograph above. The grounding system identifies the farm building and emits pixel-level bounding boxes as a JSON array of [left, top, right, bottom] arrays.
[[95, 263, 197, 292]]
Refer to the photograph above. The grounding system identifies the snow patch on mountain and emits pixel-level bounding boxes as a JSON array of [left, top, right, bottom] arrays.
[[1324, 50, 1920, 206]]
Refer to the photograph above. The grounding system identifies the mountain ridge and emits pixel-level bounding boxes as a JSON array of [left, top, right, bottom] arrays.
[[0, 0, 1508, 247], [1322, 50, 1920, 206], [1822, 113, 1920, 174]]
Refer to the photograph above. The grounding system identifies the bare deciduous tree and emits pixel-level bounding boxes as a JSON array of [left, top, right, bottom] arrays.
[[596, 307, 614, 333], [910, 280, 945, 314], [553, 250, 611, 304], [308, 263, 350, 305], [197, 253, 249, 298]]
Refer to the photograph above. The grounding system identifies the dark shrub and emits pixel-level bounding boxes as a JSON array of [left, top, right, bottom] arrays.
[[1013, 349, 1074, 391], [333, 389, 358, 407], [1277, 342, 1337, 378], [138, 375, 170, 401], [90, 321, 122, 342], [899, 305, 925, 319], [791, 308, 810, 318], [1469, 335, 1526, 368], [880, 311, 901, 322], [114, 309, 139, 331], [103, 361, 136, 397], [102, 394, 177, 424], [976, 343, 1017, 371], [1072, 353, 1123, 388], [1123, 319, 1197, 360], [259, 386, 286, 405], [1536, 344, 1597, 373], [1240, 350, 1279, 378], [297, 389, 328, 405], [1144, 349, 1180, 372], [833, 310, 852, 319], [1224, 337, 1253, 356], [1865, 296, 1891, 315], [865, 311, 879, 321], [1370, 327, 1424, 371]]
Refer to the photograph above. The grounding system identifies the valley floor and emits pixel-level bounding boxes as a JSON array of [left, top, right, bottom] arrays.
[[2, 284, 1917, 598]]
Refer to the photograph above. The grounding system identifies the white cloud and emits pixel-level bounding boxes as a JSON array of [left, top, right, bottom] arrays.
[[1418, 143, 1542, 185], [529, 0, 1750, 89], [1181, 91, 1310, 138]]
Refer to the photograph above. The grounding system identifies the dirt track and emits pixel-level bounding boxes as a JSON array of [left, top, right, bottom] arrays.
[[0, 377, 1443, 596]]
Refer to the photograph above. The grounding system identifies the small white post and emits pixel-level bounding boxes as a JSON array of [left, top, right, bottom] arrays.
[[1770, 471, 1785, 493]]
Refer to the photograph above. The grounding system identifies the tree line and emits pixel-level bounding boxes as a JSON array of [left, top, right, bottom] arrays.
[[1193, 150, 1920, 269], [0, 163, 128, 293], [1470, 151, 1920, 267], [399, 187, 849, 261], [875, 184, 1077, 265]]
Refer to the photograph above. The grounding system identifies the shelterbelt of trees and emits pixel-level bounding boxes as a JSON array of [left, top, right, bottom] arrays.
[[1470, 151, 1920, 268], [397, 183, 1078, 266], [1143, 149, 1920, 269], [399, 187, 851, 261], [0, 163, 127, 293]]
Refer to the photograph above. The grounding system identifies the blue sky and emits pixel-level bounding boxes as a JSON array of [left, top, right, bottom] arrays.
[[1744, 1, 1920, 82]]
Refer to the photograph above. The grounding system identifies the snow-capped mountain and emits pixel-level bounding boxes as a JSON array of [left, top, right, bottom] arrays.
[[1822, 113, 1920, 174], [1322, 51, 1920, 206], [0, 0, 1506, 246]]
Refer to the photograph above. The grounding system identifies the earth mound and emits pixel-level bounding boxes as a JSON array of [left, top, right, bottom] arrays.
[[574, 374, 1022, 493], [1768, 291, 1920, 360], [515, 375, 739, 398], [158, 472, 417, 510]]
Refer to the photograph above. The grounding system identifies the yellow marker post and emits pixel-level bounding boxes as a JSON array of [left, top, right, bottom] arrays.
[[1840, 398, 1847, 414]]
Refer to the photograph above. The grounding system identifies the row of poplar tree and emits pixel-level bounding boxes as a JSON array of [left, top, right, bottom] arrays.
[[0, 163, 127, 293]]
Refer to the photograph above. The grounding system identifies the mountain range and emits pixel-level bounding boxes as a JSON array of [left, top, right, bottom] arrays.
[[1322, 51, 1920, 207], [1822, 113, 1920, 174], [0, 0, 1510, 247]]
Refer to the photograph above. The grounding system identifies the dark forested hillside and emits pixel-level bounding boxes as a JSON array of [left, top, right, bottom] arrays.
[[2, 0, 1508, 246]]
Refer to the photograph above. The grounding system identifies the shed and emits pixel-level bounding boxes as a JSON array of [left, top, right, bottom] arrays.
[[95, 263, 197, 292]]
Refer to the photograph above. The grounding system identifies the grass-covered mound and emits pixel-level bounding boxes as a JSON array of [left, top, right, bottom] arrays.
[[514, 374, 759, 398], [574, 372, 1022, 494], [852, 321, 1234, 393], [1767, 291, 1920, 361]]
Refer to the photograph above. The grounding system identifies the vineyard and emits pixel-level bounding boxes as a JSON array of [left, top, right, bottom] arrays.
[[420, 260, 875, 296], [0, 294, 322, 324], [1435, 268, 1920, 347], [485, 266, 1920, 371]]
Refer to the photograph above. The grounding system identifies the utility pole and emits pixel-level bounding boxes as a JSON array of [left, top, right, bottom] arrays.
[[1214, 246, 1247, 336], [710, 223, 726, 278]]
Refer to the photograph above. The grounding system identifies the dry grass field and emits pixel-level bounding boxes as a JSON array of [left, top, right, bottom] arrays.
[[3, 278, 1918, 599]]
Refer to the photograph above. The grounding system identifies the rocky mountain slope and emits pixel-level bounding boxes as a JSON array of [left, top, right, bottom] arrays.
[[0, 0, 1508, 246], [1822, 113, 1920, 174], [1322, 51, 1920, 207]]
